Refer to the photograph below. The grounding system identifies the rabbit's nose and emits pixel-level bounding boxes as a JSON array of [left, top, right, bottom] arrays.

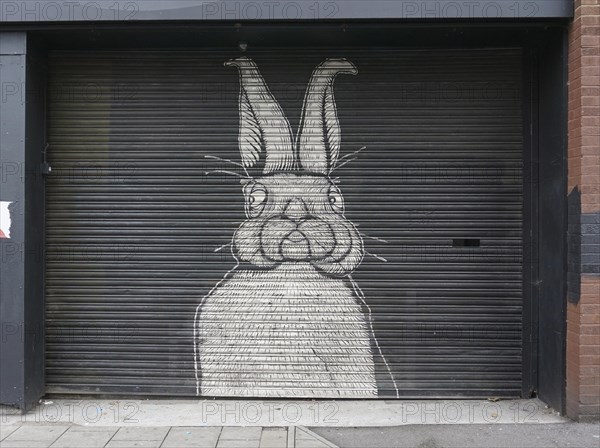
[[283, 198, 309, 222]]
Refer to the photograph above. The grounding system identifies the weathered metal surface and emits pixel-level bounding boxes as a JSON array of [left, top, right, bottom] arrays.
[[45, 48, 524, 398], [0, 1, 574, 23]]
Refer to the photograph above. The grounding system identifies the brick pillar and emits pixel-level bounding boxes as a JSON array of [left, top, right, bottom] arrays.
[[567, 0, 600, 422]]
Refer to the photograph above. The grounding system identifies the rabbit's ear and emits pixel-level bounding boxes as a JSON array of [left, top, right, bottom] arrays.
[[296, 59, 357, 175], [226, 57, 296, 174]]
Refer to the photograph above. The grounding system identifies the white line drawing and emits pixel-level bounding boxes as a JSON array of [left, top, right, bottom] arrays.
[[0, 202, 12, 239], [194, 57, 396, 397], [350, 276, 400, 398]]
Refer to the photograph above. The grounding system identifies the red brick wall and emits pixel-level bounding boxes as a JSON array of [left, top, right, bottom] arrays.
[[567, 0, 600, 422]]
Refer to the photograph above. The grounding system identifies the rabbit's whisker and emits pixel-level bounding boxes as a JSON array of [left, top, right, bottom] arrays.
[[339, 146, 367, 162], [333, 146, 367, 171], [360, 233, 389, 244], [205, 155, 250, 177], [365, 251, 388, 263], [205, 155, 244, 168], [205, 170, 250, 180], [214, 243, 233, 253]]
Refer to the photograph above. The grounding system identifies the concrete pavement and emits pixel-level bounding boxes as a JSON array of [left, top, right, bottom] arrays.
[[311, 423, 600, 448], [0, 399, 566, 428], [0, 425, 336, 448], [0, 399, 585, 448]]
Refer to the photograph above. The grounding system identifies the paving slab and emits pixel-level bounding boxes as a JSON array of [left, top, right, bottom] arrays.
[[297, 427, 337, 448], [216, 439, 261, 448], [50, 427, 117, 448], [111, 426, 170, 441], [68, 426, 121, 432], [105, 440, 163, 448], [161, 426, 222, 448], [296, 429, 316, 440], [0, 424, 20, 441], [219, 426, 262, 440], [2, 424, 69, 442], [0, 440, 56, 448], [259, 427, 288, 448], [295, 440, 331, 448], [287, 426, 296, 448]]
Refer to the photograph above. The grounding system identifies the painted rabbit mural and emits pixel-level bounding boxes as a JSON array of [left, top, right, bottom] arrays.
[[194, 57, 397, 398]]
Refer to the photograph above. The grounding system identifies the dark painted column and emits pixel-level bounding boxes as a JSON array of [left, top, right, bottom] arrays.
[[0, 31, 46, 411], [536, 29, 569, 416]]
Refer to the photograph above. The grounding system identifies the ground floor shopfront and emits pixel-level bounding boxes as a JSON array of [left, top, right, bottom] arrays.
[[0, 0, 598, 422]]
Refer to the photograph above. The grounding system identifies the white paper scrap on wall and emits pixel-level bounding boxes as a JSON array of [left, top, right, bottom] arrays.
[[0, 201, 12, 238]]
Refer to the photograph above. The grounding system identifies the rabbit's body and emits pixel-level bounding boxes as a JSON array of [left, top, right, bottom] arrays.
[[194, 57, 398, 398], [196, 262, 376, 397]]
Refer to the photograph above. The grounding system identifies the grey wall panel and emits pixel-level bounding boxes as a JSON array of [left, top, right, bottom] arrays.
[[0, 33, 27, 407], [46, 48, 523, 398], [0, 1, 573, 22], [0, 31, 46, 410]]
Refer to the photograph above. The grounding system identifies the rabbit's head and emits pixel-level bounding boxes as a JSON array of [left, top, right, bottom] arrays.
[[226, 57, 362, 277]]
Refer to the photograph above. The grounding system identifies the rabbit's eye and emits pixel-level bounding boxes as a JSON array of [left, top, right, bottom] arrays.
[[246, 184, 267, 217], [328, 186, 344, 214]]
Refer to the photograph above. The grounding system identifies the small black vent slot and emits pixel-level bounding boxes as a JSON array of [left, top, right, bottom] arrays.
[[453, 239, 481, 247]]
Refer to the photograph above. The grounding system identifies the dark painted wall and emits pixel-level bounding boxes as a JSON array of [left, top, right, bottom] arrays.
[[0, 0, 573, 23], [0, 31, 46, 410], [0, 31, 29, 408], [24, 36, 47, 408], [536, 28, 568, 414]]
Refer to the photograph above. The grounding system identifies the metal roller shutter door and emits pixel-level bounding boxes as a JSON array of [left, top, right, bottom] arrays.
[[46, 48, 523, 398]]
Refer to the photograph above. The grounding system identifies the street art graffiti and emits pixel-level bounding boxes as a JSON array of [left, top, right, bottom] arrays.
[[0, 202, 11, 239], [194, 57, 397, 397]]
